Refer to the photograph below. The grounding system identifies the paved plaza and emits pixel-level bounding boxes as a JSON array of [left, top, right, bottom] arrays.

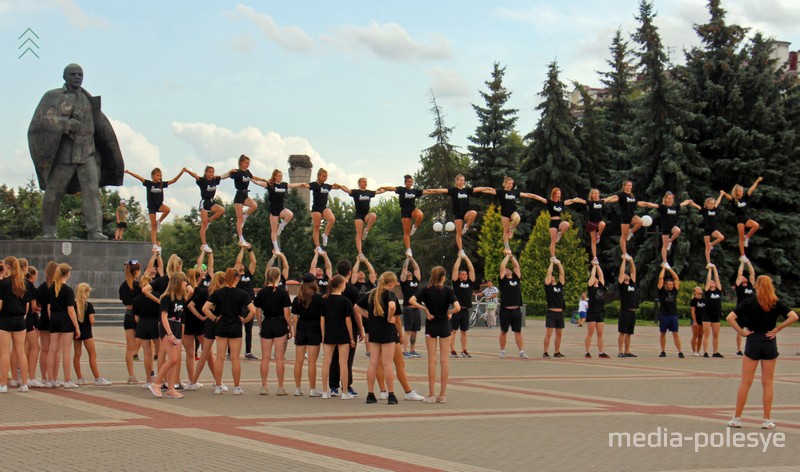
[[1, 323, 798, 471]]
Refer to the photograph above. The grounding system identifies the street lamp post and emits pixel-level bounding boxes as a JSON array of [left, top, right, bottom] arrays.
[[432, 220, 455, 267]]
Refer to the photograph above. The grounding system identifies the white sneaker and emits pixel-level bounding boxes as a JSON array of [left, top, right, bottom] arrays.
[[499, 350, 506, 359], [744, 237, 749, 248], [761, 418, 776, 429], [626, 231, 634, 241], [519, 351, 529, 359], [321, 233, 328, 247], [462, 224, 469, 235], [213, 386, 224, 395], [405, 248, 413, 258], [739, 255, 749, 263], [242, 212, 250, 223], [340, 392, 354, 400], [28, 378, 45, 388], [362, 230, 369, 241], [321, 390, 331, 399], [9, 379, 20, 387], [156, 220, 162, 232], [220, 383, 229, 392], [625, 254, 633, 261], [555, 231, 562, 243], [63, 381, 79, 389], [18, 384, 29, 393], [46, 380, 56, 388], [458, 250, 467, 258], [379, 391, 388, 400], [185, 383, 200, 391], [662, 262, 671, 270], [728, 417, 742, 428], [309, 389, 323, 397], [142, 382, 153, 389], [232, 387, 244, 395], [692, 352, 701, 357], [410, 225, 417, 236], [316, 246, 325, 255], [277, 221, 286, 235], [294, 388, 303, 396], [239, 238, 251, 248], [94, 377, 112, 386], [76, 377, 89, 386], [0, 385, 7, 393], [55, 380, 64, 387], [404, 390, 424, 401], [201, 244, 213, 253]]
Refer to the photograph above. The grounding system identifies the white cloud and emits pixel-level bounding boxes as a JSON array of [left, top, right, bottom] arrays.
[[231, 34, 258, 53], [323, 22, 451, 62], [52, 0, 109, 29], [170, 122, 370, 190], [428, 67, 471, 107], [232, 4, 315, 52]]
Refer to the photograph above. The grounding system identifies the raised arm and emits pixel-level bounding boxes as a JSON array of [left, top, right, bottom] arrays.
[[714, 190, 725, 208], [596, 265, 605, 286], [657, 267, 666, 290], [400, 257, 411, 281], [309, 251, 319, 274], [195, 249, 206, 272], [408, 256, 421, 280], [338, 184, 352, 195], [451, 256, 462, 282], [463, 256, 476, 282], [351, 256, 362, 284], [499, 254, 511, 280], [247, 248, 257, 275], [545, 260, 555, 285], [165, 168, 185, 185], [618, 258, 628, 284], [588, 264, 598, 286], [235, 246, 245, 266], [683, 199, 701, 210], [666, 266, 680, 290], [745, 259, 755, 285], [362, 256, 376, 285], [124, 169, 145, 183], [628, 258, 636, 283], [748, 176, 763, 196], [276, 252, 289, 280], [145, 250, 158, 277], [712, 265, 721, 290], [206, 251, 214, 275], [322, 252, 333, 279], [510, 254, 521, 278], [705, 266, 713, 291]]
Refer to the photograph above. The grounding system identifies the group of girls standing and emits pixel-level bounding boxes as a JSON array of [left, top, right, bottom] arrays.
[[1, 256, 111, 393]]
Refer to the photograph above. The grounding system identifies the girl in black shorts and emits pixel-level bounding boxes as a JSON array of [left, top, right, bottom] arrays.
[[585, 189, 619, 263], [133, 275, 160, 389], [204, 268, 256, 395], [320, 275, 355, 399], [183, 166, 233, 253], [119, 259, 142, 384], [357, 272, 401, 405], [25, 265, 44, 388], [295, 168, 342, 255], [0, 257, 31, 393], [292, 273, 324, 397], [703, 265, 724, 358], [125, 167, 185, 252], [685, 192, 726, 266], [426, 175, 493, 257], [340, 178, 387, 257], [689, 287, 705, 358], [722, 177, 763, 260], [189, 271, 224, 391], [584, 262, 609, 359], [616, 180, 658, 260], [181, 269, 204, 390], [726, 276, 797, 429], [229, 154, 266, 249], [527, 188, 585, 263], [36, 261, 57, 386], [46, 263, 80, 389], [657, 192, 693, 268], [254, 267, 293, 396], [149, 272, 189, 399], [378, 175, 431, 258], [264, 169, 306, 254], [72, 283, 111, 386], [489, 176, 538, 250], [409, 266, 460, 404]]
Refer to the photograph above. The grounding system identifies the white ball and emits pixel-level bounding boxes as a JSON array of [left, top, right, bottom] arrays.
[[641, 215, 653, 227], [432, 222, 443, 233], [444, 221, 456, 232]]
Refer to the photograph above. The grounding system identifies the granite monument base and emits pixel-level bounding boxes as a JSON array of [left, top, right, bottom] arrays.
[[0, 240, 155, 299]]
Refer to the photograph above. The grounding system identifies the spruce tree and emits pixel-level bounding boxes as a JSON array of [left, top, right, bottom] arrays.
[[468, 62, 523, 189], [521, 60, 588, 199]]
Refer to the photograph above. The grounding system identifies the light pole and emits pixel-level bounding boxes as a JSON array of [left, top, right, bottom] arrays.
[[432, 220, 455, 267]]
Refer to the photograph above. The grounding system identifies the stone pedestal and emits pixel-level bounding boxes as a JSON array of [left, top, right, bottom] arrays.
[[0, 240, 154, 299]]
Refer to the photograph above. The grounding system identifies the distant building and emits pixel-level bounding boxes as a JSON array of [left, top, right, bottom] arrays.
[[770, 40, 798, 77], [288, 154, 312, 208], [569, 86, 610, 118]]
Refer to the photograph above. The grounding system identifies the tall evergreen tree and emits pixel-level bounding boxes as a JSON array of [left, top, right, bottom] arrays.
[[574, 82, 612, 191], [626, 0, 708, 292], [598, 28, 638, 179], [521, 60, 588, 199], [468, 62, 523, 189]]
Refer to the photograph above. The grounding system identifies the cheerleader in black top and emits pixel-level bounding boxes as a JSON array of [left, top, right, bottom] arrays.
[[183, 166, 233, 253], [124, 167, 185, 252], [72, 283, 111, 386], [292, 274, 324, 396], [425, 174, 493, 257], [46, 263, 80, 388], [339, 178, 387, 257], [36, 261, 57, 386], [378, 175, 436, 258], [119, 259, 142, 384], [265, 250, 290, 288], [489, 176, 539, 250], [734, 258, 756, 356], [703, 265, 724, 358], [264, 169, 306, 254], [689, 287, 705, 358], [294, 168, 343, 254], [254, 268, 293, 396], [235, 246, 258, 359], [726, 276, 797, 429], [148, 272, 190, 399], [616, 180, 659, 260], [722, 177, 762, 259], [585, 189, 619, 263], [528, 188, 585, 262], [657, 192, 693, 267], [24, 265, 44, 388], [189, 272, 224, 390], [320, 275, 355, 399], [356, 272, 401, 405], [0, 257, 31, 392], [229, 154, 267, 249], [685, 192, 726, 266]]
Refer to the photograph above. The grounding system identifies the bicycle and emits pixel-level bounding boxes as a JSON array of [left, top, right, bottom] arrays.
[[468, 295, 494, 328]]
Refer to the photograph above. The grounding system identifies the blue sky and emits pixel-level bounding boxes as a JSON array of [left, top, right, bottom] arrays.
[[2, 0, 797, 219]]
